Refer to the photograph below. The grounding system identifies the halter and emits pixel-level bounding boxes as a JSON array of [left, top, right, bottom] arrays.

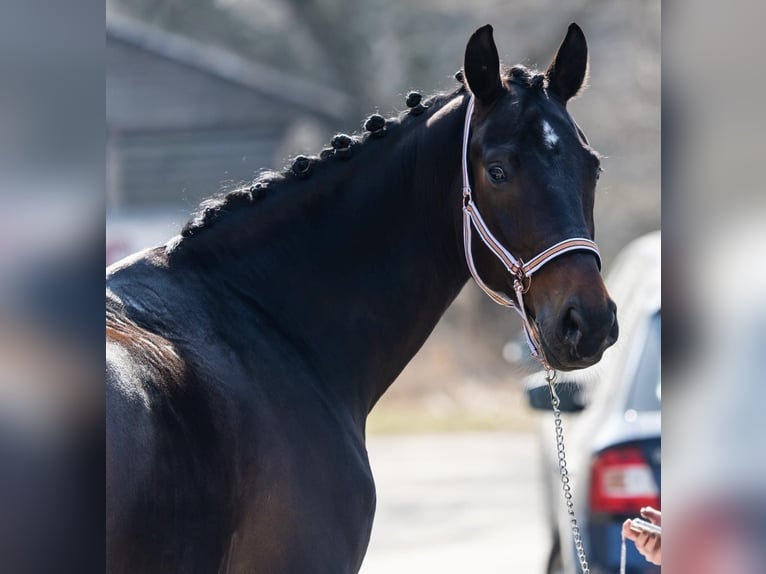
[[461, 95, 602, 367]]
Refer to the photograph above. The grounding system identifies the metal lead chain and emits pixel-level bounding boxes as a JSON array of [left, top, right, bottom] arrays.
[[546, 369, 591, 574]]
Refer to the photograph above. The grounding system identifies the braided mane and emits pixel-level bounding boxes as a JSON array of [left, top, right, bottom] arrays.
[[506, 65, 547, 89], [181, 82, 469, 237]]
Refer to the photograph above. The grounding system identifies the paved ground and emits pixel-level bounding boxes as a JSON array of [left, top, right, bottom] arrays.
[[360, 432, 549, 574]]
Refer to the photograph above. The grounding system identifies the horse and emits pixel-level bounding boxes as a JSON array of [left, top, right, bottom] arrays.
[[106, 23, 618, 573]]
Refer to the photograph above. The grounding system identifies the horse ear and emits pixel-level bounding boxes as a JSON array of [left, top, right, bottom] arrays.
[[464, 25, 502, 105], [546, 23, 589, 103]]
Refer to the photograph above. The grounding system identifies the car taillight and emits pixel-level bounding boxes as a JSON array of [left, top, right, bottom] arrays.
[[589, 445, 659, 514]]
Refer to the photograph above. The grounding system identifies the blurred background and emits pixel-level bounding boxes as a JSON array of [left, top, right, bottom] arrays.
[[0, 2, 104, 573]]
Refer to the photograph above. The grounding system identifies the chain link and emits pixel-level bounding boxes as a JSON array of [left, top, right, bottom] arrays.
[[546, 369, 591, 574]]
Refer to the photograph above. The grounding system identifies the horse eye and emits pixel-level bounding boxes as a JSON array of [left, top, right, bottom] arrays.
[[595, 166, 603, 181], [488, 166, 506, 183]]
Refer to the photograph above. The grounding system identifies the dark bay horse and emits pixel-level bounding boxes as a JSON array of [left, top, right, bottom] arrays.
[[106, 23, 617, 573]]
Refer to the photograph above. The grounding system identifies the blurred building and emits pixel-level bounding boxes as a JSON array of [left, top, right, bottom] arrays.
[[106, 13, 349, 261]]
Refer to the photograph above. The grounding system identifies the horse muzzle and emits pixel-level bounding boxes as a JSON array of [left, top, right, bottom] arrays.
[[539, 296, 619, 370]]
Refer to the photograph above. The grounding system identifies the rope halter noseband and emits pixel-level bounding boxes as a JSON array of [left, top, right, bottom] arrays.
[[461, 95, 602, 368]]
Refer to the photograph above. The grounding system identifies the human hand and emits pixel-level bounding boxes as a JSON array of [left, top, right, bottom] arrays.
[[622, 506, 662, 565]]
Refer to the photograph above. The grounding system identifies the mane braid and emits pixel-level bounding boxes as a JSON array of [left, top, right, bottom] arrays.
[[180, 86, 467, 238], [506, 65, 547, 91]]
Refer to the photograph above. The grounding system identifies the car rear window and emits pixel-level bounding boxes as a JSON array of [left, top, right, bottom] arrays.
[[626, 311, 661, 411]]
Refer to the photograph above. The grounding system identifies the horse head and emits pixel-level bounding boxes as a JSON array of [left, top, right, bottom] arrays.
[[462, 24, 618, 370]]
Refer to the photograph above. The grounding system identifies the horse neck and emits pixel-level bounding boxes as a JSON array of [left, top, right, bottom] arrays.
[[182, 94, 471, 425]]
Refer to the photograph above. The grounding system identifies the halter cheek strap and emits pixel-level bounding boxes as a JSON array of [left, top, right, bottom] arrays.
[[461, 95, 602, 365]]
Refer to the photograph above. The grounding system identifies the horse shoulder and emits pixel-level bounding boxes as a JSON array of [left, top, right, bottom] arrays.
[[106, 298, 234, 572]]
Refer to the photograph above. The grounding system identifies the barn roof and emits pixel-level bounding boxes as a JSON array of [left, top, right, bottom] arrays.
[[107, 13, 351, 122]]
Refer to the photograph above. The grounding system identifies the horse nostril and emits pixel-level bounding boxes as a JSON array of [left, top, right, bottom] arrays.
[[607, 308, 619, 343], [560, 301, 618, 362], [561, 307, 585, 351]]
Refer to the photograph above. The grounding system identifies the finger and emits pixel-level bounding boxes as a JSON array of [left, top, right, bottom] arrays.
[[622, 520, 640, 542], [622, 519, 631, 535], [647, 534, 662, 564], [636, 532, 652, 551]]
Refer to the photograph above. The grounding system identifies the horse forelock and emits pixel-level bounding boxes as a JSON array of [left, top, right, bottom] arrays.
[[179, 86, 468, 239]]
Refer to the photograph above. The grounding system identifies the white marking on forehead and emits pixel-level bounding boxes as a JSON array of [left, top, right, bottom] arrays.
[[541, 120, 559, 149]]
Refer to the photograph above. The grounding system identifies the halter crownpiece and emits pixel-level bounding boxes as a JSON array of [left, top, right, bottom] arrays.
[[460, 95, 602, 366]]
